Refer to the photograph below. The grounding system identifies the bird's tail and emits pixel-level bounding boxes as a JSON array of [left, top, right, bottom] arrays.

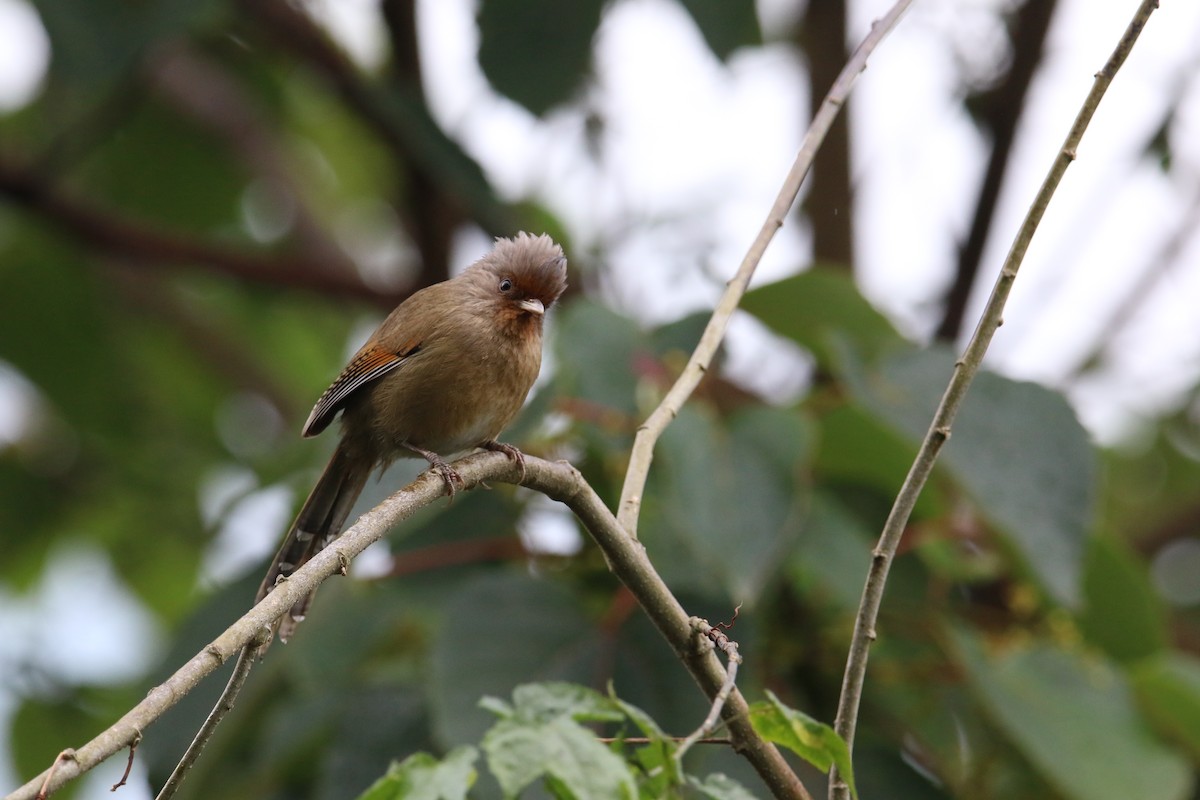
[[257, 441, 372, 645]]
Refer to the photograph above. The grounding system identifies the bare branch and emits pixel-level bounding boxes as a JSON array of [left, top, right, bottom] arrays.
[[615, 0, 915, 537], [829, 3, 1162, 797], [153, 632, 265, 800], [6, 453, 810, 800], [674, 616, 743, 767]]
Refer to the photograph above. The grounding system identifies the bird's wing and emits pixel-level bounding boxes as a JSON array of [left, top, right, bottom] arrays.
[[301, 338, 420, 437]]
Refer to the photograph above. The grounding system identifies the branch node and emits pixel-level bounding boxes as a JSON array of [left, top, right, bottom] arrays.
[[37, 749, 77, 800], [204, 644, 226, 665]]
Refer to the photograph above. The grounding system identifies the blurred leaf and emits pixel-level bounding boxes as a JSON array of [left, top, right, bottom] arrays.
[[647, 405, 811, 604], [789, 491, 875, 611], [1078, 535, 1167, 663], [555, 299, 644, 416], [10, 683, 139, 797], [0, 455, 61, 588], [428, 572, 600, 747], [12, 694, 95, 797], [1130, 654, 1200, 758], [1099, 408, 1200, 547], [686, 771, 759, 800], [841, 347, 1096, 605], [0, 229, 128, 436], [741, 270, 904, 371], [79, 100, 245, 231], [851, 746, 954, 800], [283, 73, 400, 208], [481, 683, 636, 799], [748, 690, 855, 798], [489, 682, 625, 724], [477, 0, 605, 115], [36, 0, 221, 89], [952, 627, 1191, 800], [610, 693, 681, 792], [677, 0, 762, 60], [354, 747, 478, 800], [814, 404, 940, 520], [650, 310, 709, 363]]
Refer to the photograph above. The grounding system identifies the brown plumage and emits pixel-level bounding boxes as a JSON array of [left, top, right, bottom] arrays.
[[258, 233, 567, 644]]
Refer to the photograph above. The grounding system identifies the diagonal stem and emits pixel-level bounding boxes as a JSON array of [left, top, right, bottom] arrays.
[[615, 0, 915, 537], [828, 3, 1162, 797]]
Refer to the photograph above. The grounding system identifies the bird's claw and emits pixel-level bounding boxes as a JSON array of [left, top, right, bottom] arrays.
[[431, 458, 465, 499], [482, 440, 527, 483]]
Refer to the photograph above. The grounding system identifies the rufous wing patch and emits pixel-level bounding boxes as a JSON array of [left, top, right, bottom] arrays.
[[301, 339, 419, 436]]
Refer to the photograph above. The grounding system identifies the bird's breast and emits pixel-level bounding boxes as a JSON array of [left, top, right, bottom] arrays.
[[355, 320, 543, 458]]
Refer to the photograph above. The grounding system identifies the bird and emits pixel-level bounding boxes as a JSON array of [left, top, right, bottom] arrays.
[[257, 232, 568, 644]]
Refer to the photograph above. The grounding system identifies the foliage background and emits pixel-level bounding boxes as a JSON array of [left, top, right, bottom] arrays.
[[2, 0, 1200, 798]]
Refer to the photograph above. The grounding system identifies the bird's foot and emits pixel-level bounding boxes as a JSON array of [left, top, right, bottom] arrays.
[[481, 440, 527, 483], [404, 443, 465, 498]]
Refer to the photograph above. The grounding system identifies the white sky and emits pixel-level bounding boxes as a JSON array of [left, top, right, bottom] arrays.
[[2, 0, 1200, 796]]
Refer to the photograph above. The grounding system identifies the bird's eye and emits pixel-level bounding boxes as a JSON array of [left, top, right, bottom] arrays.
[[499, 278, 513, 292]]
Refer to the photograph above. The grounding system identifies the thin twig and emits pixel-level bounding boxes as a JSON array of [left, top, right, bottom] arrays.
[[828, 3, 1162, 798], [597, 737, 731, 745], [674, 617, 744, 767], [615, 0, 915, 537], [109, 732, 140, 792], [34, 752, 74, 800], [153, 625, 269, 800], [6, 453, 809, 800]]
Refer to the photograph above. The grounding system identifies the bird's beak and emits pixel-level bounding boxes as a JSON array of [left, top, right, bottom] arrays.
[[517, 298, 545, 316]]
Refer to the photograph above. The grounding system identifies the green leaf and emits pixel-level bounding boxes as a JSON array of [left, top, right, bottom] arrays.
[[1130, 653, 1200, 757], [841, 347, 1096, 605], [951, 627, 1191, 800], [503, 683, 625, 724], [609, 694, 667, 742], [37, 0, 220, 89], [1079, 535, 1168, 662], [741, 270, 904, 371], [813, 404, 941, 519], [749, 691, 856, 798], [79, 100, 245, 232], [355, 747, 478, 800], [646, 405, 811, 604], [789, 492, 876, 611], [677, 0, 762, 60], [478, 0, 606, 115], [318, 687, 438, 800], [555, 300, 645, 416], [429, 573, 601, 747], [610, 693, 680, 791], [483, 713, 636, 799], [686, 771, 760, 800]]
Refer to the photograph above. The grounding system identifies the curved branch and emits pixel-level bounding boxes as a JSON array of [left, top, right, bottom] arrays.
[[6, 452, 810, 800], [828, 3, 1162, 798], [615, 0, 915, 536]]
